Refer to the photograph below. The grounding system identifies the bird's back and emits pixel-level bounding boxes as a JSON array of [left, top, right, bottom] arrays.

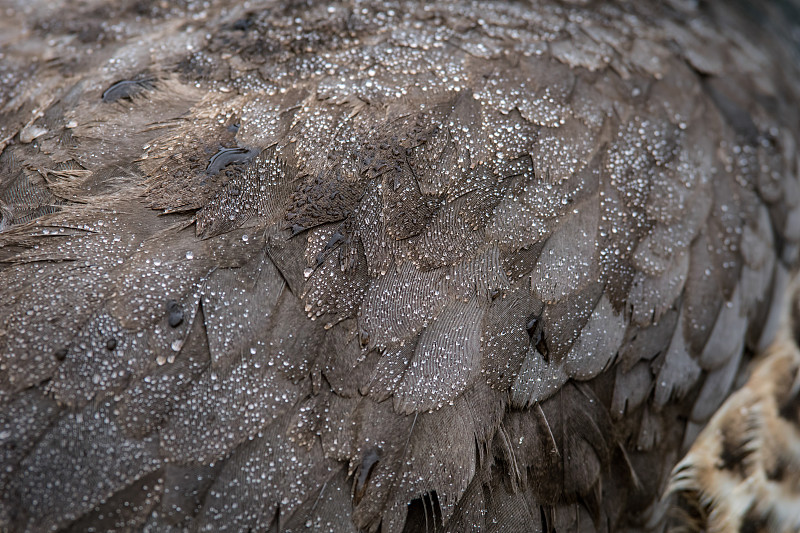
[[1, 1, 800, 531]]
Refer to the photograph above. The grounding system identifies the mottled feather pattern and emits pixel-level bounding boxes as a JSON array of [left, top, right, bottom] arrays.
[[0, 1, 799, 532], [669, 274, 800, 533]]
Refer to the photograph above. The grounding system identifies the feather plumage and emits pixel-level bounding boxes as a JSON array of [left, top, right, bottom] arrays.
[[1, 1, 799, 532]]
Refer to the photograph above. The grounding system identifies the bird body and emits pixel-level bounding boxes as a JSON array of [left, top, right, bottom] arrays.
[[1, 0, 799, 531]]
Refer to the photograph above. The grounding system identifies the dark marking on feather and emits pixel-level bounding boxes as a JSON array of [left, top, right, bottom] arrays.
[[325, 231, 346, 251], [765, 454, 787, 482], [205, 147, 259, 176], [166, 299, 184, 328], [354, 447, 381, 505], [101, 78, 154, 102], [526, 314, 543, 347], [231, 17, 253, 31], [358, 330, 370, 348], [778, 391, 800, 426], [740, 514, 769, 533], [717, 430, 752, 476]]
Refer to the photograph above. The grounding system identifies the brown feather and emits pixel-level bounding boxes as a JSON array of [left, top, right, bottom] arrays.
[[1, 1, 799, 532]]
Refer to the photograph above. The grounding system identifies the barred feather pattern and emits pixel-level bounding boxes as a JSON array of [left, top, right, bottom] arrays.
[[1, 0, 799, 532], [669, 274, 800, 533]]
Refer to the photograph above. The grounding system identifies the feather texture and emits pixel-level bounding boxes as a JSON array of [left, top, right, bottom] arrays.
[[1, 1, 799, 532]]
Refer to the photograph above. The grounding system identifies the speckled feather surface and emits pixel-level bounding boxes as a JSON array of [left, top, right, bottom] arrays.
[[1, 0, 799, 531]]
